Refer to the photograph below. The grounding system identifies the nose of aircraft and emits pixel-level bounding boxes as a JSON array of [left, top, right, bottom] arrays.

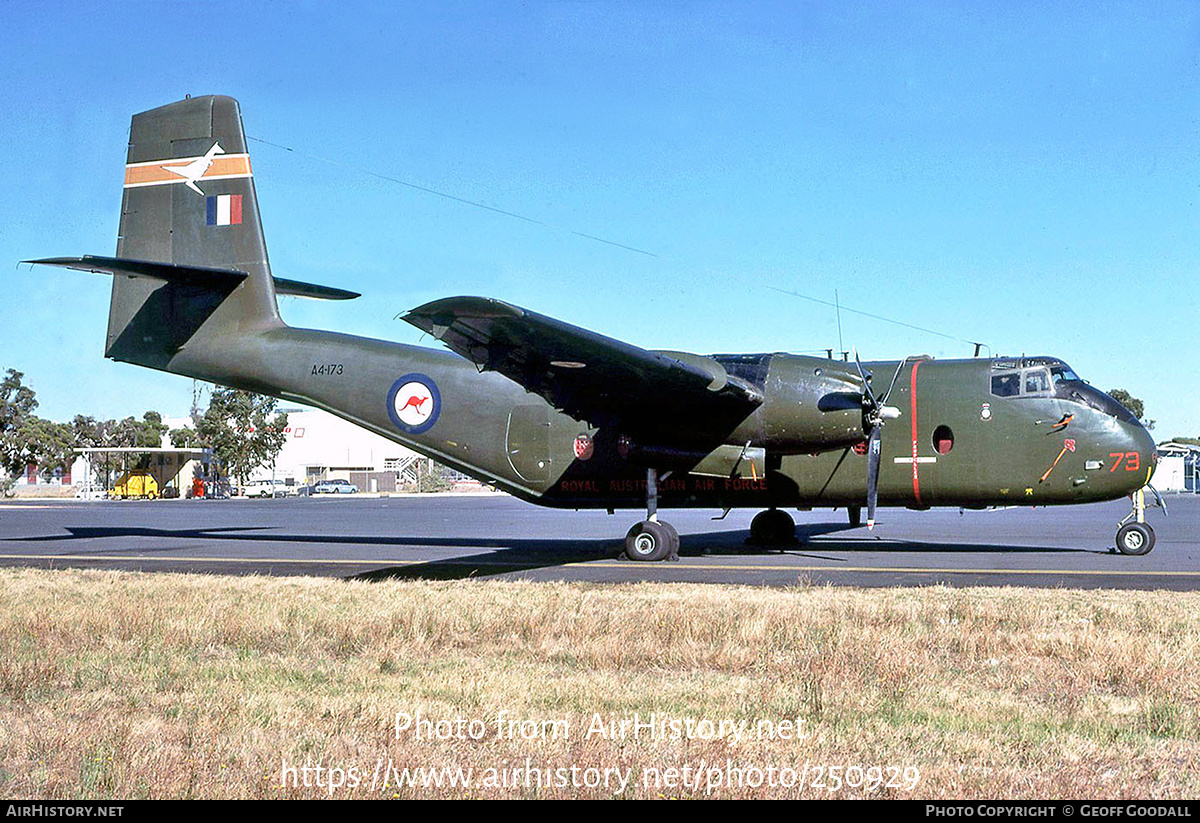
[[1113, 419, 1158, 494]]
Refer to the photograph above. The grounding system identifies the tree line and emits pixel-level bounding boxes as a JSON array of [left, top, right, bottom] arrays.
[[1, 368, 288, 492]]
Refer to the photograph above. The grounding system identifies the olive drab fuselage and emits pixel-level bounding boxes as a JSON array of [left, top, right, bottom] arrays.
[[175, 327, 1155, 514]]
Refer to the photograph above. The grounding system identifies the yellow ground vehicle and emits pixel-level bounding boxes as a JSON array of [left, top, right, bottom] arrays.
[[111, 471, 159, 500]]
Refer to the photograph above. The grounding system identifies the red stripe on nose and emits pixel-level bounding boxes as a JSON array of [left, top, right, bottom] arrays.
[[910, 360, 922, 506]]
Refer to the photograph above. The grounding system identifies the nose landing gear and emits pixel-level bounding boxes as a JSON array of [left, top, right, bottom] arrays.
[[847, 505, 862, 528], [1114, 486, 1164, 556]]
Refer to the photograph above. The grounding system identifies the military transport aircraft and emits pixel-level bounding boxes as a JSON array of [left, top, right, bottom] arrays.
[[28, 96, 1161, 559]]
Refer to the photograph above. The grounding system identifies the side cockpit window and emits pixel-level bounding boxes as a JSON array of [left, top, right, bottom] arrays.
[[991, 372, 1020, 397], [991, 366, 1052, 398], [1023, 368, 1050, 395]]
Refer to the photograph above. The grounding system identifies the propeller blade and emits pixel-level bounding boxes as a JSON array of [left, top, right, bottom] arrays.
[[853, 349, 879, 409], [855, 353, 905, 530], [866, 424, 881, 529], [878, 357, 908, 406]]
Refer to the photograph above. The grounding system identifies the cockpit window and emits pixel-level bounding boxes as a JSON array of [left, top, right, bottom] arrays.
[[1024, 368, 1051, 395], [989, 358, 1136, 422], [991, 367, 1052, 398], [1050, 365, 1081, 385], [991, 373, 1020, 397]]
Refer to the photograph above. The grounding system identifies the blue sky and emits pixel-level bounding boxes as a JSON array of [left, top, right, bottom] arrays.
[[3, 1, 1197, 437]]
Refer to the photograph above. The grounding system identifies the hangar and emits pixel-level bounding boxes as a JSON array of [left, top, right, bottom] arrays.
[[225, 406, 432, 492]]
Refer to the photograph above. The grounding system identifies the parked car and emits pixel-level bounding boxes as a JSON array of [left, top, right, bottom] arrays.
[[313, 479, 359, 494], [243, 479, 296, 498]]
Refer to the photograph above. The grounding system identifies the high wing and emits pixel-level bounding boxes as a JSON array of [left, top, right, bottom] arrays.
[[403, 296, 763, 445]]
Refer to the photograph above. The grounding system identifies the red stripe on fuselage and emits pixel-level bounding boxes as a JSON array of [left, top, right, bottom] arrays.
[[910, 360, 923, 505]]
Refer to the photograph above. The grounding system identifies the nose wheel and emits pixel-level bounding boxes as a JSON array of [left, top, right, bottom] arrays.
[[1116, 522, 1154, 556], [847, 505, 862, 528]]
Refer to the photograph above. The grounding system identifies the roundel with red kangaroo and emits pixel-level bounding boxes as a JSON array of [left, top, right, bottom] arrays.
[[387, 373, 441, 435]]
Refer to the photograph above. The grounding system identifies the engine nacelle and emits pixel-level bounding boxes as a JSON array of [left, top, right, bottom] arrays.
[[726, 354, 867, 453]]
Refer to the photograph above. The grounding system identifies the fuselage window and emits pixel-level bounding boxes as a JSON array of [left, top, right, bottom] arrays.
[[932, 425, 954, 455]]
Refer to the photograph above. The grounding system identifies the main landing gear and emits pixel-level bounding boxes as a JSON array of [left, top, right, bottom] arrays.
[[747, 508, 797, 545], [1114, 486, 1163, 556], [847, 505, 862, 528], [624, 468, 680, 562], [623, 469, 805, 560]]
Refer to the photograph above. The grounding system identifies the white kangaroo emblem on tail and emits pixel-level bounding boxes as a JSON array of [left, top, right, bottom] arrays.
[[161, 141, 225, 195]]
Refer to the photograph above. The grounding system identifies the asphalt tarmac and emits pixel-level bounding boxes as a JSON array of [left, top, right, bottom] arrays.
[[0, 493, 1196, 589]]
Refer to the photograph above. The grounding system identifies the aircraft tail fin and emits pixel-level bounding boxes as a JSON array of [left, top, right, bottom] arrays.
[[118, 95, 267, 276], [28, 96, 356, 372], [99, 95, 277, 369]]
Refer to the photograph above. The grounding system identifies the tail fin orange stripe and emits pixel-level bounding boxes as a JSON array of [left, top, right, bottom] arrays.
[[124, 154, 252, 188]]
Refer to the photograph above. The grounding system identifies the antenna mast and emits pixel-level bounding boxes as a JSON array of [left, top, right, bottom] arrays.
[[835, 289, 844, 358]]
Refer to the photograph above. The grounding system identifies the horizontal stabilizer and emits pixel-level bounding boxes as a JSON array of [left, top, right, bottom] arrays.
[[24, 255, 359, 300], [271, 277, 360, 301]]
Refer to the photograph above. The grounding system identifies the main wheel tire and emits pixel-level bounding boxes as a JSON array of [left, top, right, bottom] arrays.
[[625, 521, 674, 562], [750, 509, 796, 544], [663, 521, 680, 558], [1116, 522, 1155, 556]]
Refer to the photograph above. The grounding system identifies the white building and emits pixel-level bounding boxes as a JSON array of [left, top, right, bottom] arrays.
[[235, 407, 426, 487], [16, 407, 433, 496], [1153, 442, 1200, 494]]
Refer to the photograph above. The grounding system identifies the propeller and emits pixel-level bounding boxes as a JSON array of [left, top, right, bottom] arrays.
[[853, 352, 906, 529]]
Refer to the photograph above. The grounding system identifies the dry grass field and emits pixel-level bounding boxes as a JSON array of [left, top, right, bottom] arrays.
[[0, 568, 1197, 799]]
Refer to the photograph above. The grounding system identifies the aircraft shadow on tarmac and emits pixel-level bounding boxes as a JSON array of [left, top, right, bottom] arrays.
[[3, 522, 1100, 581], [350, 523, 1100, 582]]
